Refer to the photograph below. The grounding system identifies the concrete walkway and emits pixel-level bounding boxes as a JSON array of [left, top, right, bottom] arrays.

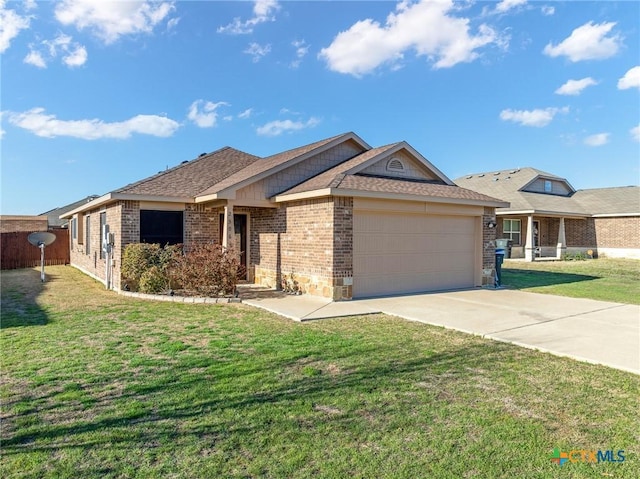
[[242, 288, 640, 375]]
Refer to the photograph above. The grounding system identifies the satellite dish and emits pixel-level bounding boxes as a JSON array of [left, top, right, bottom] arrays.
[[27, 232, 57, 282], [28, 231, 57, 247]]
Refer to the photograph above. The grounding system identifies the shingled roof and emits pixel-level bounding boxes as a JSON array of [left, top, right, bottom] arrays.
[[115, 147, 260, 198], [277, 144, 507, 206], [455, 167, 639, 216], [197, 132, 357, 198]]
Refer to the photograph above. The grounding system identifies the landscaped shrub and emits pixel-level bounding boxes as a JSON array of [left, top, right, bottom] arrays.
[[172, 243, 241, 297], [138, 266, 166, 294], [121, 243, 182, 292]]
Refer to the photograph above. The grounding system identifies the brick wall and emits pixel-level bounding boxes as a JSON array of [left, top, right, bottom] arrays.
[[184, 204, 219, 251], [593, 217, 639, 249], [482, 207, 497, 286], [250, 197, 353, 300], [69, 200, 139, 290]]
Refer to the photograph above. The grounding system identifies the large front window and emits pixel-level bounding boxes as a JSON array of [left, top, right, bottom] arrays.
[[503, 219, 521, 245], [140, 210, 184, 246]]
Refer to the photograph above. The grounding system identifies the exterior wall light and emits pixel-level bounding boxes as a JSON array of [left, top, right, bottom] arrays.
[[486, 220, 497, 229]]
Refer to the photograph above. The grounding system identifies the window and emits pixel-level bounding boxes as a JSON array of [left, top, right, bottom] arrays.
[[99, 212, 107, 259], [71, 217, 77, 240], [85, 215, 91, 255], [140, 210, 184, 246], [503, 219, 521, 245], [544, 180, 552, 193]]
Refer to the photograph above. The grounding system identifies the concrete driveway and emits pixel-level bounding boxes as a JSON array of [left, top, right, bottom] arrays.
[[242, 288, 640, 375]]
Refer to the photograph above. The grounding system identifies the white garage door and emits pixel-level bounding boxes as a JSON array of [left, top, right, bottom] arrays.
[[353, 211, 478, 298]]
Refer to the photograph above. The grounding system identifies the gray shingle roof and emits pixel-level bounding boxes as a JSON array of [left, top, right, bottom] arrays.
[[573, 186, 640, 215], [115, 147, 260, 198], [455, 167, 640, 216], [334, 175, 507, 204]]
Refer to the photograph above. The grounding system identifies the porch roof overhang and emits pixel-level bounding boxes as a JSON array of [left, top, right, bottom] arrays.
[[60, 193, 194, 219], [274, 187, 509, 208], [496, 209, 588, 219]]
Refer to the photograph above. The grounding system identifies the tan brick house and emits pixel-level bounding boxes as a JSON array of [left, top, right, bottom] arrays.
[[455, 168, 640, 260], [62, 132, 507, 299]]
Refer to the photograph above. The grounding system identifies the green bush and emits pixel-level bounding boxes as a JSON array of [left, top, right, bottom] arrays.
[[172, 243, 241, 297], [121, 243, 182, 292], [139, 266, 166, 294]]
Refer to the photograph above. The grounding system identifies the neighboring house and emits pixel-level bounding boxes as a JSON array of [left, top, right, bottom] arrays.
[[0, 196, 99, 233], [61, 132, 507, 300], [455, 168, 640, 260], [41, 195, 100, 228], [0, 215, 48, 233]]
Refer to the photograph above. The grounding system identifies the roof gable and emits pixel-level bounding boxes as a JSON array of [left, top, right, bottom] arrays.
[[351, 143, 451, 184], [196, 132, 370, 200]]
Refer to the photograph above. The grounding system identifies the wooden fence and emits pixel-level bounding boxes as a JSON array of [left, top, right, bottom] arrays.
[[1, 230, 70, 270]]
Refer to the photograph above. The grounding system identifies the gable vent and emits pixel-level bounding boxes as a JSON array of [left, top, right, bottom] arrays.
[[386, 158, 405, 171]]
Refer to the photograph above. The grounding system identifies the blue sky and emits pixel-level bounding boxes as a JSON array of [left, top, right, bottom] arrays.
[[1, 0, 639, 215]]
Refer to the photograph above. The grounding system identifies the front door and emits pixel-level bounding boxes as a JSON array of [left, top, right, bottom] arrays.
[[219, 213, 248, 280]]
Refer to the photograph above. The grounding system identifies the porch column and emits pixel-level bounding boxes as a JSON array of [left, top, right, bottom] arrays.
[[556, 217, 566, 259], [222, 201, 235, 250], [524, 214, 535, 261]]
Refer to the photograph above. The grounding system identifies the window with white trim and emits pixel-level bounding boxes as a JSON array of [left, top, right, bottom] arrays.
[[503, 219, 521, 245], [544, 180, 552, 193]]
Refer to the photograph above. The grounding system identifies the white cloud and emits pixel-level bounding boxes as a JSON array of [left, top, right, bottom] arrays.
[[584, 133, 609, 146], [55, 0, 174, 44], [218, 0, 279, 35], [0, 0, 31, 53], [187, 100, 228, 128], [543, 21, 621, 62], [290, 39, 309, 68], [499, 107, 568, 127], [244, 42, 271, 62], [495, 0, 527, 14], [63, 43, 87, 67], [541, 6, 555, 16], [238, 108, 254, 119], [617, 66, 640, 90], [555, 77, 597, 96], [8, 107, 179, 139], [319, 0, 502, 77], [630, 125, 640, 142], [24, 49, 46, 68], [257, 117, 320, 137], [23, 33, 88, 68]]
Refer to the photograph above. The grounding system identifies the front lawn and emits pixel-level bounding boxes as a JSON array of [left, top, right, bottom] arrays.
[[502, 257, 640, 304], [1, 266, 638, 478]]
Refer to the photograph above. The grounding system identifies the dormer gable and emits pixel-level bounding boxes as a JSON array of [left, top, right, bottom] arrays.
[[520, 175, 575, 197]]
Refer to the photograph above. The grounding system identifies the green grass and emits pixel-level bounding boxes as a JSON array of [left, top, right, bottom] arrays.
[[502, 258, 640, 304], [1, 266, 639, 478]]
